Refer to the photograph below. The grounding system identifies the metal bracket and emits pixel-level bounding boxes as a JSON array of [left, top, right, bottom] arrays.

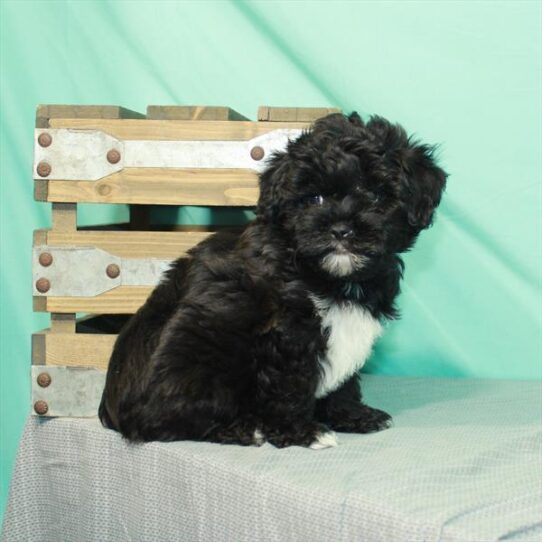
[[33, 246, 171, 296], [34, 128, 303, 180], [32, 365, 105, 417]]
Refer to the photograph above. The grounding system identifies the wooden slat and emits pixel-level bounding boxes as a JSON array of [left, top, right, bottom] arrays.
[[52, 203, 77, 231], [39, 229, 213, 258], [33, 230, 222, 313], [41, 168, 259, 206], [36, 105, 144, 128], [258, 106, 341, 122], [147, 105, 248, 121], [51, 313, 76, 333], [38, 286, 151, 314], [34, 180, 48, 201], [47, 119, 308, 140], [33, 331, 115, 370]]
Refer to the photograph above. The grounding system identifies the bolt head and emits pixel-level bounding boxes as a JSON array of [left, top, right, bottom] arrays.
[[38, 132, 52, 147], [39, 252, 53, 267], [37, 161, 51, 177], [106, 263, 120, 279], [250, 146, 265, 161], [35, 277, 50, 293], [107, 149, 121, 164], [34, 400, 49, 415], [37, 372, 52, 388]]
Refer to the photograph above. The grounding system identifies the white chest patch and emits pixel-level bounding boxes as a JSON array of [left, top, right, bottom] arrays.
[[311, 296, 383, 399]]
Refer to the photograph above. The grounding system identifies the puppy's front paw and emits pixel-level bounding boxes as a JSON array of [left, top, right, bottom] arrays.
[[329, 404, 392, 434], [265, 422, 330, 449], [309, 430, 339, 450]]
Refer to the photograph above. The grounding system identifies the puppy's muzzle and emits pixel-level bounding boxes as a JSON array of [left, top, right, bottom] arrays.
[[331, 223, 354, 240]]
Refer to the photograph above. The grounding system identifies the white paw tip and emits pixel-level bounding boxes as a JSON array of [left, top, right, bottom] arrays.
[[309, 431, 339, 450], [253, 429, 265, 446]]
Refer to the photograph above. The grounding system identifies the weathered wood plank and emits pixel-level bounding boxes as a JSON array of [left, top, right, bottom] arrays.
[[47, 119, 308, 140], [34, 180, 49, 201], [39, 286, 152, 314], [43, 168, 259, 206], [51, 313, 76, 333], [52, 203, 77, 231], [40, 229, 212, 258], [147, 105, 248, 121], [258, 106, 341, 122], [36, 105, 144, 128], [33, 331, 115, 370]]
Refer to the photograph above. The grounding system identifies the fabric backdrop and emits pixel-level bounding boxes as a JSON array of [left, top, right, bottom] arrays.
[[1, 0, 541, 521]]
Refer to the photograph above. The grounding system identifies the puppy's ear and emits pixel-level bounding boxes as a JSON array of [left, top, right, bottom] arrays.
[[255, 152, 291, 223], [348, 111, 364, 127], [311, 112, 364, 138], [367, 116, 447, 230], [399, 143, 447, 229]]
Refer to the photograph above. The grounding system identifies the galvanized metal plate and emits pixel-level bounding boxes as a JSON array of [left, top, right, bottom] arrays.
[[31, 365, 105, 417], [33, 246, 171, 296], [34, 128, 303, 181], [35, 129, 122, 181]]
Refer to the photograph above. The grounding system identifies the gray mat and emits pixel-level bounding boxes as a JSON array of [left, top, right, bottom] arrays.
[[2, 376, 542, 541]]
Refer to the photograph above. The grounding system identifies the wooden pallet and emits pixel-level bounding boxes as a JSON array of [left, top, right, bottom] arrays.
[[31, 104, 340, 417]]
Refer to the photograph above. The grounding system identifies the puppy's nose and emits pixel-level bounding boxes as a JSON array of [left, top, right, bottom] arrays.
[[331, 224, 354, 240]]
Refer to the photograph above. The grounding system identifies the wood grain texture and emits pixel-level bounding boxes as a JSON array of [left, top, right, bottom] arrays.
[[40, 286, 152, 314], [52, 203, 77, 231], [51, 313, 76, 333], [47, 118, 308, 140], [34, 180, 49, 201], [257, 106, 341, 122], [32, 331, 115, 370], [146, 105, 248, 121], [36, 104, 144, 128], [44, 168, 259, 206], [41, 229, 212, 258]]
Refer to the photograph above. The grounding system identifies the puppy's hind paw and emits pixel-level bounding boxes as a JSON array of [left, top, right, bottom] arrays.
[[253, 429, 265, 446], [309, 430, 339, 450]]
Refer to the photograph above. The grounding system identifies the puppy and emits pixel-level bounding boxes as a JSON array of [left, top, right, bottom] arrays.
[[99, 113, 447, 449]]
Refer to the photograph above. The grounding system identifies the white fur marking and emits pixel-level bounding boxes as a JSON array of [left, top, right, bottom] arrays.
[[309, 431, 339, 450], [253, 429, 265, 446], [321, 253, 362, 277], [312, 297, 383, 398]]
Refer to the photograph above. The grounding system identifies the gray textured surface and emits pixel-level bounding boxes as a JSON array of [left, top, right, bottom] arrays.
[[3, 376, 542, 542]]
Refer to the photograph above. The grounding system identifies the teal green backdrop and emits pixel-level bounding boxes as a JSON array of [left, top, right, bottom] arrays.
[[1, 0, 541, 521]]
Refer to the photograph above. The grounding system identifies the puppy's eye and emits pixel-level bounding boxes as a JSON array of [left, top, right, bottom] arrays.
[[368, 191, 382, 204], [306, 195, 324, 206]]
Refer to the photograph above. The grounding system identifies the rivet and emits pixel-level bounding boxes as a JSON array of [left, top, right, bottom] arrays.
[[106, 263, 120, 279], [35, 277, 50, 293], [39, 252, 53, 267], [37, 161, 51, 177], [34, 400, 49, 415], [250, 146, 265, 161], [37, 372, 52, 388], [107, 149, 121, 164], [38, 133, 52, 148]]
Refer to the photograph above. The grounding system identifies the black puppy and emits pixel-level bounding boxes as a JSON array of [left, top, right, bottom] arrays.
[[99, 113, 446, 449]]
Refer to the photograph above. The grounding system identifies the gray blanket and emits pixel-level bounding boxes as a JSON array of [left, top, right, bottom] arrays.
[[2, 376, 541, 541]]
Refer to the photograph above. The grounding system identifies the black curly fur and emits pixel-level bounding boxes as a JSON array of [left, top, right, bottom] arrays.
[[99, 112, 446, 447]]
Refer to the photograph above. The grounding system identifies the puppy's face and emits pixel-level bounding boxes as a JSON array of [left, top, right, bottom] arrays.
[[257, 113, 447, 279]]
